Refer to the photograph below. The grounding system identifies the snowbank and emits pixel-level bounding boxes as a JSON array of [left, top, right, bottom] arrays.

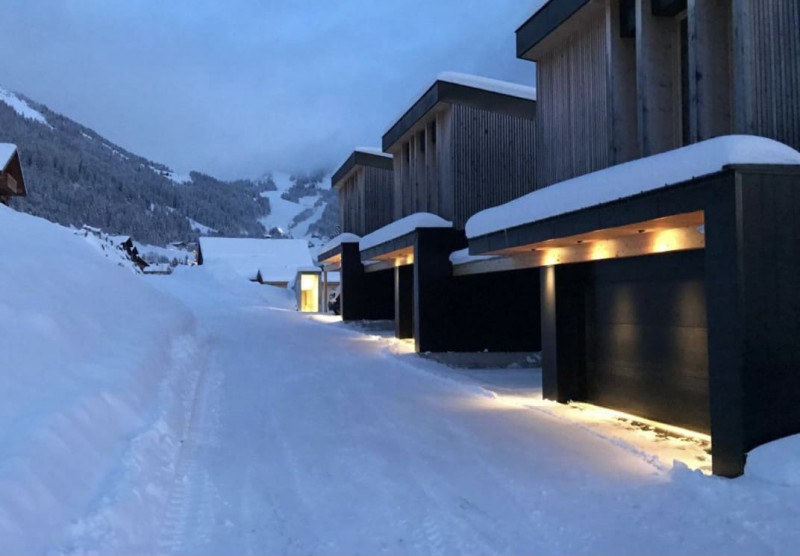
[[316, 233, 361, 260], [466, 135, 800, 239], [746, 434, 800, 486], [0, 205, 200, 553], [360, 213, 452, 251]]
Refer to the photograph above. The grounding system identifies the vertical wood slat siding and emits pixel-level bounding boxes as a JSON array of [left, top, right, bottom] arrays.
[[339, 166, 394, 236], [363, 166, 393, 234], [451, 104, 537, 230], [535, 14, 610, 188], [736, 0, 800, 152]]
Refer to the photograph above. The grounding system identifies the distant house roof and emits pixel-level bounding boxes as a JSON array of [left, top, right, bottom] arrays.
[[0, 143, 26, 199], [382, 72, 537, 152], [331, 148, 394, 188], [198, 237, 315, 282]]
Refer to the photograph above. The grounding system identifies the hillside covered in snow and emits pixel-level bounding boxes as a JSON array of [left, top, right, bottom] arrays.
[[0, 86, 337, 245]]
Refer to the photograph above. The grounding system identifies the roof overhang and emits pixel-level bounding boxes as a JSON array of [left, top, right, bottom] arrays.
[[331, 150, 394, 189], [516, 0, 594, 60], [360, 231, 416, 273], [382, 80, 536, 152], [465, 165, 800, 276]]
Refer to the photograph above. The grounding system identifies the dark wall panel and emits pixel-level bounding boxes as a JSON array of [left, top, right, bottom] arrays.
[[451, 269, 541, 352], [585, 250, 710, 433], [738, 172, 800, 450]]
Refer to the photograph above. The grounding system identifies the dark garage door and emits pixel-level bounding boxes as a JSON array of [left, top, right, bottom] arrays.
[[585, 250, 710, 433]]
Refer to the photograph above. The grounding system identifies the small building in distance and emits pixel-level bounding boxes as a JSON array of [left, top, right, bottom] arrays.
[[318, 147, 397, 322], [0, 144, 26, 205], [198, 237, 315, 287]]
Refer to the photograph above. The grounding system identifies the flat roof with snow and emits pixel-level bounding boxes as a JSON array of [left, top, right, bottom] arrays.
[[382, 72, 536, 152], [360, 213, 452, 260], [331, 149, 394, 188], [198, 237, 315, 283], [316, 233, 361, 264], [466, 136, 800, 244]]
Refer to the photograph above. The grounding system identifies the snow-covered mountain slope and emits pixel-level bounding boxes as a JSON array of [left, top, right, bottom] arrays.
[[258, 172, 337, 246], [0, 85, 336, 245]]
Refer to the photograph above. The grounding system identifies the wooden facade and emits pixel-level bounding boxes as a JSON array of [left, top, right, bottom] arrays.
[[0, 144, 27, 205], [383, 77, 537, 230], [331, 150, 394, 237], [518, 0, 800, 185]]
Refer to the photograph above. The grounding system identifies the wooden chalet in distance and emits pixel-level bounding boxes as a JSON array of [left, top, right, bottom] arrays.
[[0, 144, 26, 205], [459, 0, 800, 477], [351, 73, 541, 353], [316, 148, 396, 321]]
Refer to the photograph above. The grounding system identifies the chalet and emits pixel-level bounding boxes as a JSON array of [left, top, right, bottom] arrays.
[[198, 237, 315, 288], [0, 144, 26, 205], [458, 0, 800, 477], [316, 149, 396, 321], [354, 73, 541, 352]]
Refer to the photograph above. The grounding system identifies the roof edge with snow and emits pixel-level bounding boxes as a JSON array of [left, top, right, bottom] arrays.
[[332, 149, 394, 188], [466, 135, 800, 241], [315, 233, 362, 263], [360, 212, 452, 253], [382, 73, 536, 152]]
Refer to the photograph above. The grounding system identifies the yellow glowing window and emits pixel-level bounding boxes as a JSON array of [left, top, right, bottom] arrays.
[[299, 273, 319, 312]]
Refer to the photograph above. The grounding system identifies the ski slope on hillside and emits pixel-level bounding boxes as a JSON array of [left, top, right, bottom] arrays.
[[258, 172, 328, 240]]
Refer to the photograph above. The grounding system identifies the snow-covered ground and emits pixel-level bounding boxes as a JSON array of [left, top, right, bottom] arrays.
[[2, 206, 800, 554]]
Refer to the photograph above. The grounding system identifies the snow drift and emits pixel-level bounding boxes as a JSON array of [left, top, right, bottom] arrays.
[[0, 205, 202, 553]]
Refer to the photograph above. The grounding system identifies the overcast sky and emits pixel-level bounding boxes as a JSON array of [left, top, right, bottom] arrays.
[[0, 0, 543, 180]]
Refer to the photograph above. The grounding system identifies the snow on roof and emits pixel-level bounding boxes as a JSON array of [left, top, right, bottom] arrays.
[[0, 143, 17, 169], [360, 213, 452, 252], [449, 248, 502, 266], [437, 72, 537, 101], [316, 233, 361, 260], [466, 135, 800, 239], [354, 147, 392, 159], [0, 86, 50, 126], [199, 237, 315, 282]]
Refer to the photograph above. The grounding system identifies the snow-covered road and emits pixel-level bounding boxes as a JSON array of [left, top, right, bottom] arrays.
[[131, 268, 800, 556]]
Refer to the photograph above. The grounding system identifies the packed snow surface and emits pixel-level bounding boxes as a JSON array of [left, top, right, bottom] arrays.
[[360, 212, 452, 251], [438, 71, 537, 100], [746, 434, 800, 487], [466, 135, 800, 239], [0, 86, 50, 125], [0, 143, 17, 168], [3, 204, 800, 554], [316, 233, 361, 260], [199, 237, 314, 282]]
